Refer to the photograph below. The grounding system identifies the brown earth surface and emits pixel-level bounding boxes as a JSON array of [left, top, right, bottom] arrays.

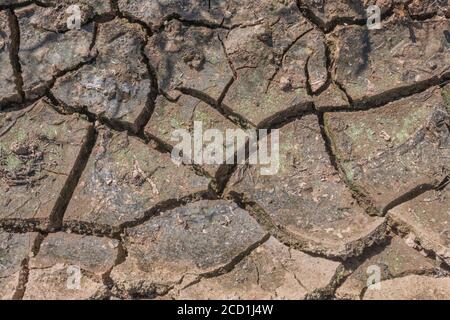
[[0, 0, 449, 300]]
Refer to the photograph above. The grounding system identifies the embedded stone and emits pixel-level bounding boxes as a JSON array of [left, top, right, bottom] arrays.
[[52, 18, 152, 133], [63, 128, 210, 233], [227, 114, 386, 258], [325, 88, 450, 213], [0, 100, 94, 230], [110, 200, 268, 297]]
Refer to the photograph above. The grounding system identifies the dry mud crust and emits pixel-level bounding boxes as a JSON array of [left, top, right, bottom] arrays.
[[118, 0, 312, 30], [117, 0, 224, 29], [16, 4, 95, 100], [0, 0, 29, 8], [310, 1, 450, 24], [110, 200, 270, 298], [0, 0, 449, 301], [298, 0, 395, 31], [15, 0, 113, 33], [0, 100, 94, 231], [388, 183, 450, 265], [172, 236, 341, 300], [362, 275, 450, 300], [144, 94, 240, 177], [330, 16, 450, 108], [52, 18, 154, 133], [325, 88, 450, 214], [227, 114, 386, 259], [313, 82, 350, 111], [0, 11, 22, 108], [63, 128, 210, 235], [23, 232, 120, 300], [408, 0, 450, 19], [335, 236, 440, 300], [146, 19, 233, 101], [0, 232, 38, 299], [220, 4, 326, 126]]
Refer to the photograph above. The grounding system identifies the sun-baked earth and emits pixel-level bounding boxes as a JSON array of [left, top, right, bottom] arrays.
[[0, 0, 449, 300]]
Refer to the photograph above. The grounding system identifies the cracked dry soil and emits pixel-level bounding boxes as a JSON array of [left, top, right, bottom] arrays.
[[0, 0, 449, 300]]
